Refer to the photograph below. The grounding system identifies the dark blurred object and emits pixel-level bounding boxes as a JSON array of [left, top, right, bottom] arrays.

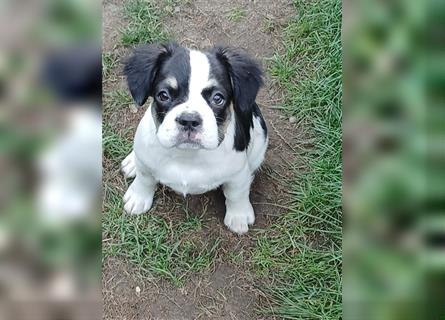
[[343, 0, 445, 319], [42, 45, 102, 104]]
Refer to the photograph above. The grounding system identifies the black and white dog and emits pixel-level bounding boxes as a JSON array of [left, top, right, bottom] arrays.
[[121, 43, 268, 234]]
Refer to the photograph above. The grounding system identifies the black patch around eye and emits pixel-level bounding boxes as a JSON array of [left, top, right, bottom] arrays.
[[202, 87, 228, 106], [201, 87, 214, 100], [154, 102, 167, 123], [201, 88, 230, 125], [157, 90, 170, 102], [152, 88, 174, 124], [213, 104, 228, 125], [155, 84, 180, 102], [212, 93, 225, 106]]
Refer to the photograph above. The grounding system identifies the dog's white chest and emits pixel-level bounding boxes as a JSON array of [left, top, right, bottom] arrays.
[[151, 153, 241, 195], [156, 162, 219, 195]]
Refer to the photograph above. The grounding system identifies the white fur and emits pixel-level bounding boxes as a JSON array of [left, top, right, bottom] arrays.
[[121, 150, 136, 179], [122, 51, 268, 234], [38, 107, 101, 222]]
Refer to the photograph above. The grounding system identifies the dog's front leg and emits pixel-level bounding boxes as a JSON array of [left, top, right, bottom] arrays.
[[223, 169, 255, 234], [123, 169, 157, 215], [121, 151, 137, 179]]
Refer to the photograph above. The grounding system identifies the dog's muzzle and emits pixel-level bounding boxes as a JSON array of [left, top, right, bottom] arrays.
[[175, 112, 203, 148]]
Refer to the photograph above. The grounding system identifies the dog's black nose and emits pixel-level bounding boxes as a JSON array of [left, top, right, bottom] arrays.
[[176, 112, 202, 130]]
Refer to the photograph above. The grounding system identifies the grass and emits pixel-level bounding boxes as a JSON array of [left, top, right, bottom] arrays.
[[121, 0, 169, 45], [262, 17, 277, 34], [103, 183, 220, 285], [102, 123, 132, 164], [254, 0, 342, 318], [227, 7, 246, 22], [102, 52, 119, 82], [103, 89, 134, 111]]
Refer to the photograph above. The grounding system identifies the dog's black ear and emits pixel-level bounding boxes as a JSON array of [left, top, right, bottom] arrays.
[[213, 47, 263, 150], [213, 47, 263, 114], [123, 43, 177, 106]]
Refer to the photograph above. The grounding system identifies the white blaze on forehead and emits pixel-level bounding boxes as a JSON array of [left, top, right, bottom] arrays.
[[156, 50, 220, 150], [188, 50, 212, 94]]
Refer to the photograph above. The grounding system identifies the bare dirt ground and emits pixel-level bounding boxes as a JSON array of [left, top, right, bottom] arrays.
[[103, 0, 302, 319], [103, 257, 266, 320]]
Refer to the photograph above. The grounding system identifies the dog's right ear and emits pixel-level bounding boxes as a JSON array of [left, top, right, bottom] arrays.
[[123, 43, 177, 106]]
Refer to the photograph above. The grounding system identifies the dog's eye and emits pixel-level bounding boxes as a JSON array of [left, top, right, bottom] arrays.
[[212, 93, 225, 106], [157, 90, 170, 102]]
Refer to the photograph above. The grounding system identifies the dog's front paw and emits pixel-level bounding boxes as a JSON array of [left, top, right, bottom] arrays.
[[123, 186, 153, 215], [121, 151, 136, 179], [224, 206, 255, 235]]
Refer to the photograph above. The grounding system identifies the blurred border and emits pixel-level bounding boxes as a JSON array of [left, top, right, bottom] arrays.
[[343, 0, 445, 319], [0, 0, 102, 319]]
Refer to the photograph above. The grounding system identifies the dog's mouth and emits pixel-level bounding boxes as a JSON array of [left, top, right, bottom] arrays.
[[175, 130, 203, 149]]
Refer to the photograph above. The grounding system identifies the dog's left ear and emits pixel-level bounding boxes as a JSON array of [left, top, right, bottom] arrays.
[[213, 47, 263, 150], [123, 43, 177, 106], [213, 47, 263, 116]]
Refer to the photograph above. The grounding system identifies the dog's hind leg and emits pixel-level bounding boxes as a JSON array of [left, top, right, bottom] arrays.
[[121, 151, 137, 179]]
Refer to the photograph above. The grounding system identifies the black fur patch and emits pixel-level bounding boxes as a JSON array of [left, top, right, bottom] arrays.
[[152, 47, 190, 124], [43, 45, 101, 103], [253, 102, 268, 137], [210, 47, 264, 151], [124, 42, 191, 126], [123, 42, 179, 106], [204, 53, 233, 125]]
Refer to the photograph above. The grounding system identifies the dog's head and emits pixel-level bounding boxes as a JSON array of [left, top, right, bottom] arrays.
[[124, 43, 263, 150]]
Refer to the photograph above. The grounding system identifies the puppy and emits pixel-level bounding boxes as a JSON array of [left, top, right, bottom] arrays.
[[121, 43, 268, 234]]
